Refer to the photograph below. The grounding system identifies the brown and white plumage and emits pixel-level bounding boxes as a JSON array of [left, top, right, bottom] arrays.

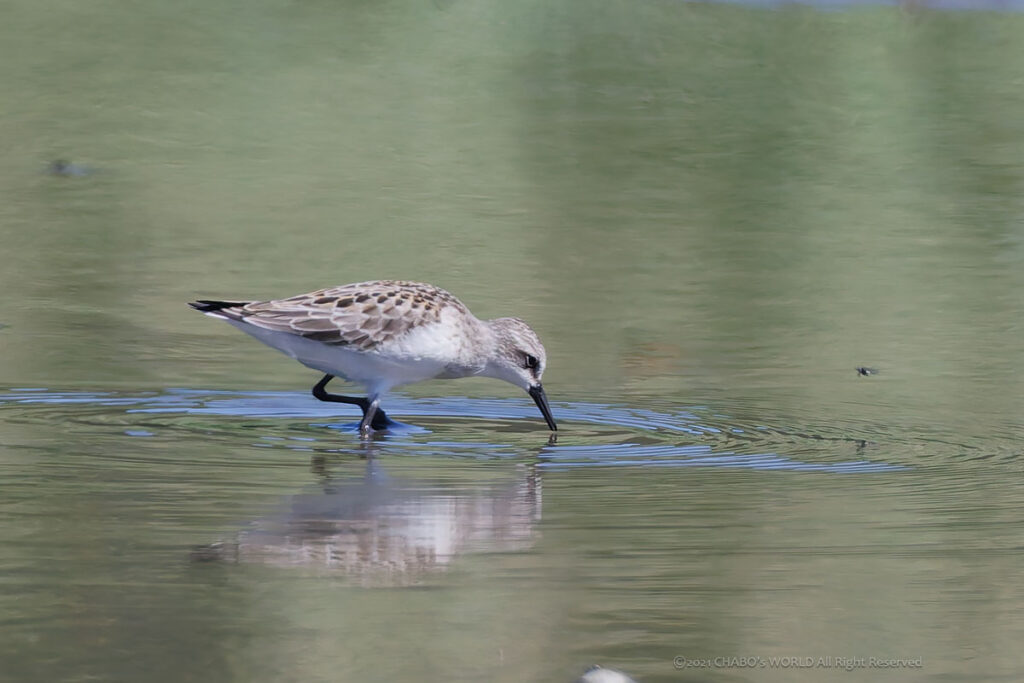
[[189, 280, 556, 435], [200, 281, 468, 350]]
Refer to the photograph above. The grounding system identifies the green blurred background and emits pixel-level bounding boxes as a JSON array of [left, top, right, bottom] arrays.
[[2, 1, 1024, 681]]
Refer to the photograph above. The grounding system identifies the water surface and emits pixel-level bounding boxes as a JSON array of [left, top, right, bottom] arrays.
[[3, 1, 1024, 681]]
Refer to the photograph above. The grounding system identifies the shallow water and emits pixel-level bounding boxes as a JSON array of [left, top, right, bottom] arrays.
[[4, 0, 1024, 681]]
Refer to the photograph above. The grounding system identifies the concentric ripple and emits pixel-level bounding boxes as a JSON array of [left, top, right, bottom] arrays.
[[0, 387, 934, 473]]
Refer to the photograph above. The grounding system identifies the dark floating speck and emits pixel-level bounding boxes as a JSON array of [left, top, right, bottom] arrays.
[[190, 542, 233, 563], [855, 367, 879, 376], [46, 159, 94, 177]]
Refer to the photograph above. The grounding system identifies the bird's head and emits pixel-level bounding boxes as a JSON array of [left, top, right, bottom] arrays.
[[482, 317, 556, 431]]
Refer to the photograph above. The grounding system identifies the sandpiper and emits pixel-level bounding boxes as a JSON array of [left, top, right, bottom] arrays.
[[189, 280, 556, 435]]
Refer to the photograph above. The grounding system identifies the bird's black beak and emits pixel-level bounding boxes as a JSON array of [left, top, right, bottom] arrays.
[[528, 384, 557, 431]]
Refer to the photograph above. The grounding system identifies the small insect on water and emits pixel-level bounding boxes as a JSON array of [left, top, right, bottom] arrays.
[[855, 367, 879, 377]]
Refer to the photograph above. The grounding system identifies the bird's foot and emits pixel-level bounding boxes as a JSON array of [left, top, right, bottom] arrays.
[[368, 409, 394, 431]]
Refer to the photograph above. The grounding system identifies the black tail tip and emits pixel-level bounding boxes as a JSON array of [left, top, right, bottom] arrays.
[[189, 300, 246, 312]]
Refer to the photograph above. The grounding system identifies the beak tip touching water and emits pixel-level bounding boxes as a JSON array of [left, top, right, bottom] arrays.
[[528, 384, 557, 431]]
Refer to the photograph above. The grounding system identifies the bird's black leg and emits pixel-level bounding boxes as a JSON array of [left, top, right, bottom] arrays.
[[311, 375, 392, 430]]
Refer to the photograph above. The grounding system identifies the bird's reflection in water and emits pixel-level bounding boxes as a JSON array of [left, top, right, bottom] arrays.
[[193, 448, 541, 586]]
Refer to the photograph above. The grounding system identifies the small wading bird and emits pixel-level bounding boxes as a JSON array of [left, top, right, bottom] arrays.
[[189, 280, 556, 435]]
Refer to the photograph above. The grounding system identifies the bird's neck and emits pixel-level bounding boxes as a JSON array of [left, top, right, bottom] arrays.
[[435, 316, 495, 379]]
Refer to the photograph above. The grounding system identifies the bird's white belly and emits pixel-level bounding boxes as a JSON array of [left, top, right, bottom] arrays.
[[228, 320, 451, 392]]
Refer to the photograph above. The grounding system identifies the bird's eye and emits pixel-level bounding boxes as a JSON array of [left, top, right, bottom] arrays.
[[523, 354, 539, 370]]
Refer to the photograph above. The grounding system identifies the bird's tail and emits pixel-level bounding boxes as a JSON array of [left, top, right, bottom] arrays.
[[188, 300, 249, 313]]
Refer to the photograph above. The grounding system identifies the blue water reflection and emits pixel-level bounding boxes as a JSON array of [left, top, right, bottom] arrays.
[[0, 388, 906, 473]]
